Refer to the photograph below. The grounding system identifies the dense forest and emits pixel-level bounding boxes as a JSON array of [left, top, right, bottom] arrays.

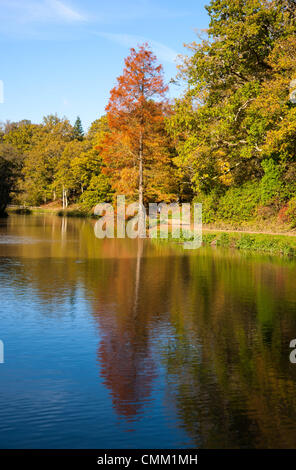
[[1, 0, 296, 228]]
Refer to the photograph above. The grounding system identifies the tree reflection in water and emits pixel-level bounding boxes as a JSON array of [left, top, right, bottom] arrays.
[[94, 239, 157, 422], [2, 215, 296, 447]]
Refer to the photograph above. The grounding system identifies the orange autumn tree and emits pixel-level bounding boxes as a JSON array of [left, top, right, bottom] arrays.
[[99, 44, 176, 208]]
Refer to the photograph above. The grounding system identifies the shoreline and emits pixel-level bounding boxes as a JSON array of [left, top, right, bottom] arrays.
[[201, 230, 296, 257], [6, 206, 296, 257]]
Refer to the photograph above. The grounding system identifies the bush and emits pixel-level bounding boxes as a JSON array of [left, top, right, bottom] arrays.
[[278, 204, 290, 223], [193, 192, 219, 224], [257, 203, 278, 220], [216, 233, 231, 247], [283, 163, 296, 199], [260, 159, 284, 205], [216, 181, 260, 222], [11, 208, 32, 215], [57, 209, 89, 218], [203, 233, 218, 245], [194, 161, 294, 226], [287, 198, 296, 228]]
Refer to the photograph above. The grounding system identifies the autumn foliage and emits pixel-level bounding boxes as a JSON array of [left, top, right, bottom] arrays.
[[99, 44, 177, 204], [2, 1, 296, 228]]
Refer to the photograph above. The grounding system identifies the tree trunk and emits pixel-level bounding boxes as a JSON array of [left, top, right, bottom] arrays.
[[138, 130, 145, 237], [139, 131, 143, 207], [62, 186, 68, 209]]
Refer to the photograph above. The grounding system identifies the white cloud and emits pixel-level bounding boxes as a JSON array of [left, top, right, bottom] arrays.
[[0, 0, 189, 45], [0, 0, 87, 24], [0, 0, 188, 28], [49, 0, 86, 22], [96, 32, 179, 64]]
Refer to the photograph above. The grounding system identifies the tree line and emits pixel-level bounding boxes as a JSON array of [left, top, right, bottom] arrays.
[[1, 0, 296, 226]]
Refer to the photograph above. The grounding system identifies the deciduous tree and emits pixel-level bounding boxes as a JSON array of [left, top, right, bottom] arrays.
[[100, 44, 176, 213]]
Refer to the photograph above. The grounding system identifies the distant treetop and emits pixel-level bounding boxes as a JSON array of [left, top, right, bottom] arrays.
[[73, 116, 84, 141]]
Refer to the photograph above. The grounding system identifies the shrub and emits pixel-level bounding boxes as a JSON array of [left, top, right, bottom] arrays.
[[57, 209, 89, 218], [216, 181, 260, 222], [13, 208, 32, 215], [193, 192, 219, 224], [283, 163, 296, 199], [203, 233, 217, 245], [287, 198, 296, 228], [278, 204, 290, 223], [260, 159, 284, 205], [216, 233, 231, 247], [257, 204, 278, 220], [236, 234, 256, 250]]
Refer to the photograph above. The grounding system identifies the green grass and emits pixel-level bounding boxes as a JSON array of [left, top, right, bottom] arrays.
[[202, 231, 296, 256], [57, 209, 92, 218], [154, 229, 296, 256], [30, 207, 58, 214]]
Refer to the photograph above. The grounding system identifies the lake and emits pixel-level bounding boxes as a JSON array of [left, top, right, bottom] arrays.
[[0, 214, 296, 449]]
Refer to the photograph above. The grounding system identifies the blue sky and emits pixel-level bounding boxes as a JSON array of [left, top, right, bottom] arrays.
[[0, 0, 209, 130]]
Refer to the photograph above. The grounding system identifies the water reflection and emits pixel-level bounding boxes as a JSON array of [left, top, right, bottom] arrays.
[[94, 239, 157, 422], [0, 215, 296, 448]]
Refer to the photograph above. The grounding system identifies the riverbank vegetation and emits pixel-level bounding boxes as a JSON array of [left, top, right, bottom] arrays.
[[202, 231, 296, 256], [152, 229, 296, 257], [1, 0, 296, 232]]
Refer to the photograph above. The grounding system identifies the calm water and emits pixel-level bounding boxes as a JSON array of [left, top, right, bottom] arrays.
[[0, 215, 296, 448]]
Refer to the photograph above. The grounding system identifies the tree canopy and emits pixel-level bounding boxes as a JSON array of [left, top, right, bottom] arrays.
[[1, 1, 296, 227], [100, 44, 178, 204]]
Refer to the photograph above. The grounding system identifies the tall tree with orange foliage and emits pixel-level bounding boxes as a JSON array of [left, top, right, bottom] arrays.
[[100, 44, 175, 211]]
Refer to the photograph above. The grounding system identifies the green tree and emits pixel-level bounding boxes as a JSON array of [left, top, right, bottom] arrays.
[[80, 173, 113, 210], [23, 115, 73, 205], [0, 144, 21, 215], [71, 116, 111, 201], [168, 0, 296, 199], [3, 120, 38, 153], [54, 140, 85, 208], [72, 116, 84, 141]]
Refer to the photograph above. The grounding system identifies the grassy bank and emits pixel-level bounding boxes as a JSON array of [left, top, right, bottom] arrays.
[[56, 208, 93, 218], [151, 224, 296, 256], [197, 231, 295, 256], [9, 205, 92, 217]]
